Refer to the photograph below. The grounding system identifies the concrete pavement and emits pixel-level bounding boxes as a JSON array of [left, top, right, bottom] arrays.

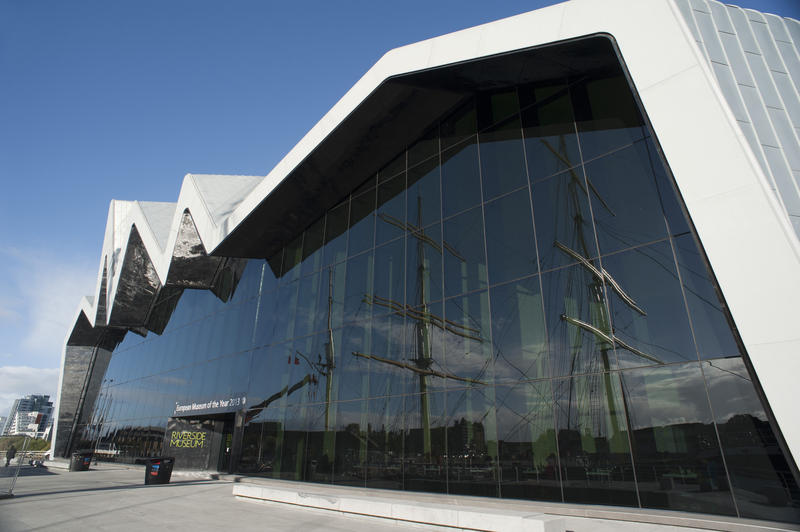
[[0, 464, 426, 531]]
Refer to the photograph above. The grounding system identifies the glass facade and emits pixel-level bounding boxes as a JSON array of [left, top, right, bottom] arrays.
[[74, 61, 800, 523]]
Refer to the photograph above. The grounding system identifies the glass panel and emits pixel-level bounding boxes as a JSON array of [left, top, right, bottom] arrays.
[[332, 399, 367, 486], [496, 381, 561, 502], [644, 138, 690, 237], [376, 171, 406, 245], [443, 206, 487, 298], [620, 363, 736, 515], [441, 98, 477, 151], [673, 234, 741, 360], [372, 239, 405, 312], [378, 153, 405, 183], [480, 115, 527, 201], [366, 395, 404, 489], [532, 169, 597, 273], [484, 188, 538, 285], [584, 140, 669, 256], [443, 291, 493, 387], [491, 277, 548, 384], [407, 156, 441, 229], [600, 241, 697, 368], [446, 385, 499, 497], [343, 251, 373, 324], [368, 312, 407, 399], [333, 323, 371, 402], [521, 83, 580, 182], [542, 263, 615, 377], [555, 373, 638, 507], [704, 358, 800, 522], [247, 345, 290, 415], [315, 262, 346, 334], [405, 221, 443, 308], [404, 391, 447, 493], [301, 216, 326, 277], [273, 280, 299, 343], [404, 299, 445, 395], [264, 254, 282, 294], [305, 401, 334, 484], [572, 74, 645, 161], [278, 402, 308, 480], [348, 190, 376, 257], [441, 138, 482, 218], [282, 233, 303, 284], [323, 201, 349, 267], [477, 89, 520, 130], [294, 272, 321, 338], [408, 127, 438, 168]]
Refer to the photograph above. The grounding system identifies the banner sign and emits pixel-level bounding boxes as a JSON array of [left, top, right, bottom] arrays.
[[173, 393, 246, 416]]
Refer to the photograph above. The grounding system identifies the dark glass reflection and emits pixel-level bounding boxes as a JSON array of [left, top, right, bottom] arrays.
[[333, 400, 367, 486], [484, 188, 537, 286], [704, 358, 800, 522], [584, 140, 669, 256], [323, 201, 349, 267], [479, 115, 527, 201], [496, 381, 561, 501], [600, 241, 697, 367], [407, 156, 441, 229], [673, 234, 740, 360], [348, 190, 376, 257], [403, 391, 447, 493], [572, 75, 645, 162], [366, 395, 404, 489], [85, 60, 800, 524], [301, 217, 325, 277], [521, 83, 580, 182], [555, 373, 638, 506], [441, 138, 482, 218], [443, 291, 493, 386], [405, 221, 443, 308], [541, 264, 616, 377], [621, 363, 736, 516], [491, 277, 548, 383], [532, 169, 597, 273], [376, 171, 406, 246], [443, 206, 487, 298], [446, 385, 499, 497]]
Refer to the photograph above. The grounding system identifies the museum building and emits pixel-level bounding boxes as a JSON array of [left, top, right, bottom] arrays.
[[53, 0, 800, 524]]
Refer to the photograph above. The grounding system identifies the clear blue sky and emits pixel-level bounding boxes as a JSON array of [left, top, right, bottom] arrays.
[[0, 0, 797, 417]]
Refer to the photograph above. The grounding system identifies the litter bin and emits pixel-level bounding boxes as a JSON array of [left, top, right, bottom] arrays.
[[69, 451, 93, 472], [144, 457, 174, 485]]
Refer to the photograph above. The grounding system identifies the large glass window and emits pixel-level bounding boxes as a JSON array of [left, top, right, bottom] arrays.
[[86, 48, 799, 524]]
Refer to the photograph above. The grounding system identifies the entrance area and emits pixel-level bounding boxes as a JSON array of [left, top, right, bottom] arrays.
[[165, 413, 239, 472]]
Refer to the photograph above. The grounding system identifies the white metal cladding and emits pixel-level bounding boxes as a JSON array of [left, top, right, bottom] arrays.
[[675, 0, 800, 236], [55, 0, 800, 465]]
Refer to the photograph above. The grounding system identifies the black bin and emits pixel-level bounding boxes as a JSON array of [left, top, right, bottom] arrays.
[[69, 451, 93, 472], [144, 457, 174, 485]]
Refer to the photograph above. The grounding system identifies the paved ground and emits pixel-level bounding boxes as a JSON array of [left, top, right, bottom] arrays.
[[0, 465, 426, 531]]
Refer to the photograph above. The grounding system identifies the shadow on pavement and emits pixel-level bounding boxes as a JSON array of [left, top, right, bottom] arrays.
[[0, 466, 57, 478], [5, 478, 224, 500]]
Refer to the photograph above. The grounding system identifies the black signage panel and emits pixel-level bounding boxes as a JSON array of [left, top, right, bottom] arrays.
[[172, 393, 247, 416]]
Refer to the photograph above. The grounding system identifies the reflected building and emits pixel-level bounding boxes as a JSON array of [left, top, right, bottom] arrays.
[[53, 0, 800, 524]]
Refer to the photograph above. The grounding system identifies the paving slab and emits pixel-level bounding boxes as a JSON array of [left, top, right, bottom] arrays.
[[0, 466, 425, 532]]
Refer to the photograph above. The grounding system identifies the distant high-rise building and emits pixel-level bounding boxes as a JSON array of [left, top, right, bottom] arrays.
[[3, 395, 54, 439]]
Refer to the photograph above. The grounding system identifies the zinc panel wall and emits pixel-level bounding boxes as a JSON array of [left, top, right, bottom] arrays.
[[674, 0, 800, 235]]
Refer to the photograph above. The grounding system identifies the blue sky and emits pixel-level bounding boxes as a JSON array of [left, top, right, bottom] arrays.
[[0, 0, 797, 418]]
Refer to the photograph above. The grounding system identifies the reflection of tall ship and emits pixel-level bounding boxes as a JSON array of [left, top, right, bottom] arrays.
[[243, 192, 485, 482], [544, 136, 660, 491]]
